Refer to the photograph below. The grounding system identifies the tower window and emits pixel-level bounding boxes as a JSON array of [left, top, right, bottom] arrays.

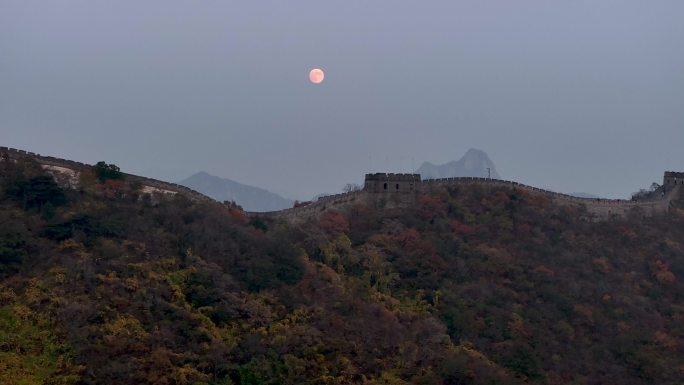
[[396, 184, 399, 190], [383, 183, 387, 190]]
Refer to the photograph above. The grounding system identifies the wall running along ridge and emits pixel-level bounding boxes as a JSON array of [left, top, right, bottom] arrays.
[[2, 147, 680, 223], [420, 176, 679, 220], [0, 147, 213, 202], [254, 175, 681, 223]]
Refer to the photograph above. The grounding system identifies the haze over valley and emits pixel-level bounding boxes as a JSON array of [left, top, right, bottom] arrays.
[[2, 1, 683, 200]]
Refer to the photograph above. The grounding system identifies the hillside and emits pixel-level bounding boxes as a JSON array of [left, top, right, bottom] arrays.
[[1, 156, 684, 384], [178, 171, 294, 212], [418, 149, 501, 180]]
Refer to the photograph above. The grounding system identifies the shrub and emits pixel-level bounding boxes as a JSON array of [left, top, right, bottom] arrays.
[[94, 161, 123, 182], [5, 175, 66, 210], [42, 214, 121, 241]]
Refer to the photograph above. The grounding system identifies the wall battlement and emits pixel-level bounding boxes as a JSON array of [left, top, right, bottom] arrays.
[[0, 147, 214, 202], [365, 173, 422, 181], [664, 172, 684, 187], [364, 173, 421, 194]]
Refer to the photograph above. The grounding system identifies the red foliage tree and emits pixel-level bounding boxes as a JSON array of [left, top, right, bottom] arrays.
[[319, 211, 350, 236], [417, 194, 447, 220]]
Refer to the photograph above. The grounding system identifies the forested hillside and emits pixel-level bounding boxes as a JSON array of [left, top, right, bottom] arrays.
[[1, 157, 684, 385]]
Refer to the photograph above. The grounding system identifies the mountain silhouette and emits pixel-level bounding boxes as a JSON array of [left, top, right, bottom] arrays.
[[178, 171, 293, 212], [417, 148, 501, 179]]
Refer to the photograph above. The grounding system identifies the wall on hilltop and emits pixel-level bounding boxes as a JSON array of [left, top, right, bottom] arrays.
[[420, 177, 678, 219], [255, 176, 680, 223], [5, 146, 675, 223], [251, 190, 373, 223], [364, 173, 421, 194], [0, 147, 214, 203]]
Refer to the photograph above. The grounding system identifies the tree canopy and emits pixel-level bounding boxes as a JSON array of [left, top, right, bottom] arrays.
[[1, 159, 684, 384]]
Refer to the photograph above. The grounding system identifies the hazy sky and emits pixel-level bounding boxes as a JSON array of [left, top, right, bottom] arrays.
[[2, 1, 683, 199]]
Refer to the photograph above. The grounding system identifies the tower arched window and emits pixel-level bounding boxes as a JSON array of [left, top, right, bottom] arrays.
[[383, 183, 387, 190]]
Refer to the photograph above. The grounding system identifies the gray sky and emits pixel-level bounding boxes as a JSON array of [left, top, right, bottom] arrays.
[[2, 0, 683, 199]]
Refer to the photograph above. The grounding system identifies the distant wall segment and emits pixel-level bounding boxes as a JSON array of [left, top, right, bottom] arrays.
[[250, 190, 370, 222], [255, 173, 682, 222], [420, 176, 679, 219], [0, 147, 214, 202]]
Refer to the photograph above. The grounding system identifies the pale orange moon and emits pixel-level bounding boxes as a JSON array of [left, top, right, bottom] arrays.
[[309, 68, 325, 84]]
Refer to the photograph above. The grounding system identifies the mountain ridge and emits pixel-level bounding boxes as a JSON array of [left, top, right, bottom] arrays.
[[2, 153, 684, 384], [417, 148, 501, 180]]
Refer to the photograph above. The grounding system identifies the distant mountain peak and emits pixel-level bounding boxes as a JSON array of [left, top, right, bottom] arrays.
[[464, 148, 486, 156], [417, 148, 500, 180]]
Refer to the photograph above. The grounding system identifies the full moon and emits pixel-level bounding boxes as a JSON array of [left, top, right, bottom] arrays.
[[309, 68, 325, 84]]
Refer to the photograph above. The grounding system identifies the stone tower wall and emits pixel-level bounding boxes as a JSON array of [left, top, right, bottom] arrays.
[[364, 173, 421, 194], [664, 172, 684, 188]]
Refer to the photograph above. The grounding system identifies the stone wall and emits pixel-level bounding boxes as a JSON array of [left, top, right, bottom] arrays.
[[251, 190, 370, 223], [0, 147, 214, 202], [256, 175, 680, 222], [664, 171, 684, 188], [420, 177, 678, 219], [364, 173, 421, 194]]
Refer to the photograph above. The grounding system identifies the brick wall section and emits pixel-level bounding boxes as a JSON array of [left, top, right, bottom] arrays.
[[420, 177, 679, 219], [251, 190, 370, 222], [257, 176, 681, 222], [0, 147, 214, 203]]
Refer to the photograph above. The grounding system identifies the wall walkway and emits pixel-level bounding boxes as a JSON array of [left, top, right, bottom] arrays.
[[255, 177, 680, 222], [0, 147, 213, 202], [421, 177, 678, 219]]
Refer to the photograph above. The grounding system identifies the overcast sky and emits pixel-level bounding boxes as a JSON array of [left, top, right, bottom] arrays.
[[2, 1, 683, 199]]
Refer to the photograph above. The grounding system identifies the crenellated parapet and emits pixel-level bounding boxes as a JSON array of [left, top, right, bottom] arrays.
[[0, 146, 213, 202], [664, 172, 684, 187], [364, 173, 421, 193], [250, 190, 370, 222]]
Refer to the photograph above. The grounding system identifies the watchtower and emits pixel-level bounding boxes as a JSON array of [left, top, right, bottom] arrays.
[[663, 172, 684, 187], [364, 173, 421, 194]]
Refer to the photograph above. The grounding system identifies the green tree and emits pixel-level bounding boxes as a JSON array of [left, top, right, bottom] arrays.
[[5, 175, 66, 211], [94, 161, 123, 182], [0, 235, 26, 268]]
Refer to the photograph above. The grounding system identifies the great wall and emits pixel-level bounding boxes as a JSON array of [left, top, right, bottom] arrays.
[[2, 146, 682, 222], [0, 147, 213, 203], [255, 173, 683, 222]]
